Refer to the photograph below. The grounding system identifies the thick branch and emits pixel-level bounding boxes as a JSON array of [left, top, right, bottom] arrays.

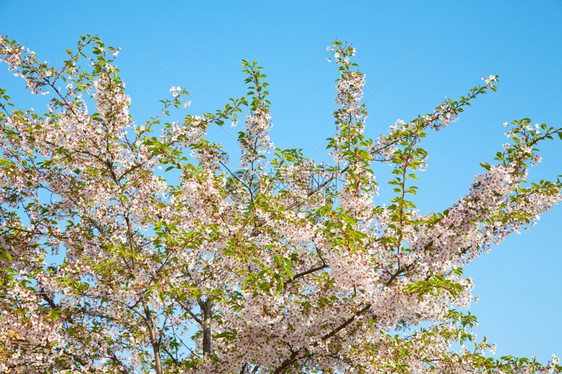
[[143, 305, 163, 374], [322, 303, 371, 341], [284, 262, 328, 286]]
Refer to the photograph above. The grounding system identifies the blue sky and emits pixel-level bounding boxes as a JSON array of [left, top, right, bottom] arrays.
[[1, 0, 561, 363]]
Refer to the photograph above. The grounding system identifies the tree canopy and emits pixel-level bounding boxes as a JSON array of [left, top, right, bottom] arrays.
[[0, 35, 561, 373]]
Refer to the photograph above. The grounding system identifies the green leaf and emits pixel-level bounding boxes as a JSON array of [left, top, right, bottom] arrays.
[[0, 249, 13, 261]]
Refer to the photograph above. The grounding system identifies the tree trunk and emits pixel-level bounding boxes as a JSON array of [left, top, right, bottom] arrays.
[[198, 299, 214, 355]]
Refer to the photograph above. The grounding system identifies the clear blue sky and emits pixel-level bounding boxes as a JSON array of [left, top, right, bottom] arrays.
[[1, 0, 561, 363]]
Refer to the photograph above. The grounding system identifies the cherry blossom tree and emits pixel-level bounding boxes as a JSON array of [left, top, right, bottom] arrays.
[[1, 35, 561, 373]]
